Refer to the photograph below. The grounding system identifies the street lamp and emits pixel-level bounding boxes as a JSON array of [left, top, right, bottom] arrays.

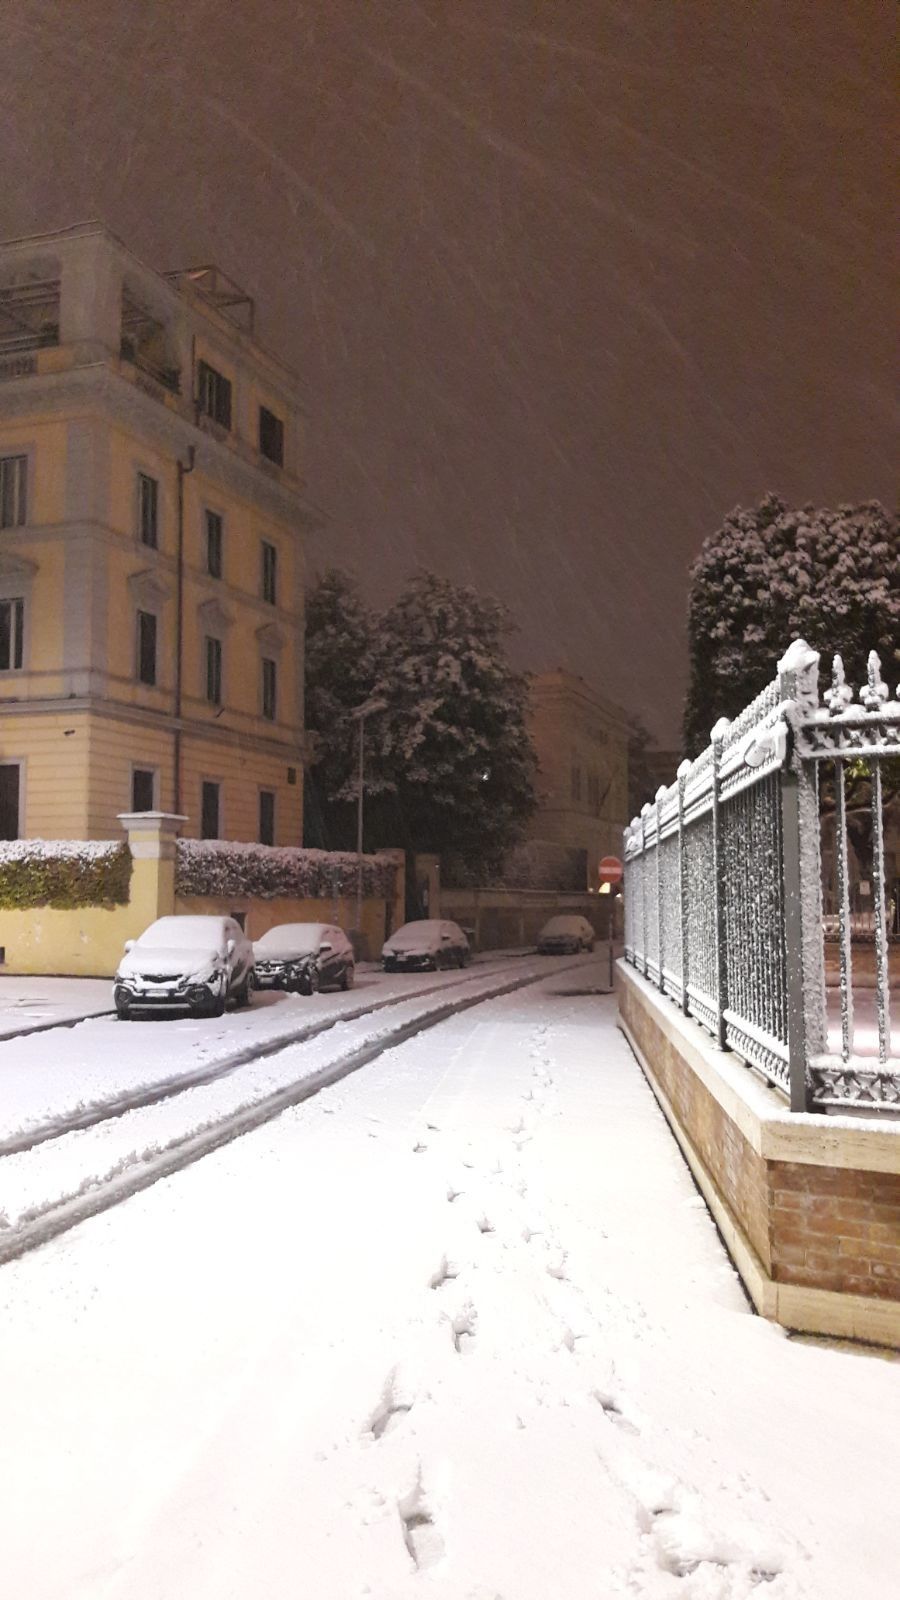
[[351, 696, 387, 932]]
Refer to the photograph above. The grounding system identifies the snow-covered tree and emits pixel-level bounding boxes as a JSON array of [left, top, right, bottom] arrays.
[[364, 572, 537, 878], [684, 496, 899, 754], [304, 569, 538, 877], [303, 569, 377, 846]]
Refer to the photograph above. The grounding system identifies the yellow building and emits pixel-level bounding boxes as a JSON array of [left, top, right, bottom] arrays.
[[525, 670, 631, 887], [0, 222, 320, 844]]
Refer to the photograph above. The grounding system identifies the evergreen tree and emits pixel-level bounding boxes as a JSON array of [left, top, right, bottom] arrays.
[[364, 572, 538, 878], [302, 569, 376, 847], [684, 496, 899, 754]]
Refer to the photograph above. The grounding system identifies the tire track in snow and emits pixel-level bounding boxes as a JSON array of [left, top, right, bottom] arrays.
[[0, 958, 591, 1268], [0, 958, 528, 1158]]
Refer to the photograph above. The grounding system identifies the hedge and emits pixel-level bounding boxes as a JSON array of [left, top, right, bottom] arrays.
[[0, 841, 132, 910], [176, 840, 396, 901]]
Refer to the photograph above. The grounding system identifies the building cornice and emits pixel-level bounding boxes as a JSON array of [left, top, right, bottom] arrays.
[[0, 361, 326, 533], [0, 695, 305, 760]]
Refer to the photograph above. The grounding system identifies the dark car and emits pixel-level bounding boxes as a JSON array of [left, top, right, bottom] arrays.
[[252, 922, 354, 995], [382, 918, 471, 972], [536, 914, 596, 955]]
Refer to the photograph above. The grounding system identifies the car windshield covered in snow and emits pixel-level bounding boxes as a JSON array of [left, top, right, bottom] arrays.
[[389, 920, 447, 948], [254, 923, 331, 956], [540, 916, 590, 938], [136, 916, 229, 951]]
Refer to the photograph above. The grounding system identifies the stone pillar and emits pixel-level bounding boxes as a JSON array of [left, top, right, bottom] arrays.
[[376, 848, 406, 939], [117, 812, 186, 929]]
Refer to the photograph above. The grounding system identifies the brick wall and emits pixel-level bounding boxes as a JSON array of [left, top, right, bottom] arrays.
[[618, 962, 900, 1339], [769, 1162, 900, 1301]]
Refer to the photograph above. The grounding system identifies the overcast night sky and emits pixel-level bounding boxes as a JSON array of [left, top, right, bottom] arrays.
[[1, 1, 895, 742]]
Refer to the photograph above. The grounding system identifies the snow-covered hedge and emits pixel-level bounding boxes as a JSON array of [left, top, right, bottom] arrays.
[[0, 840, 131, 910], [176, 839, 396, 902]]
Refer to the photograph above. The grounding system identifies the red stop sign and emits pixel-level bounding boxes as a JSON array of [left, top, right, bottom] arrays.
[[598, 855, 623, 886]]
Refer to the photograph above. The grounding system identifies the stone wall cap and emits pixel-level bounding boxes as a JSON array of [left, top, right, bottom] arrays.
[[617, 960, 900, 1172], [117, 812, 188, 827]]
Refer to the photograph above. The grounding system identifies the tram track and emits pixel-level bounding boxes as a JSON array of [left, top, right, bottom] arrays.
[[0, 955, 590, 1267]]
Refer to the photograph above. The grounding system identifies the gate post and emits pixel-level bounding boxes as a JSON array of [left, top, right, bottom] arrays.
[[778, 640, 827, 1111], [710, 720, 730, 1050]]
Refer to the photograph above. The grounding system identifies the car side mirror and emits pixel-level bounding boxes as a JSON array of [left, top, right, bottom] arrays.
[[124, 939, 135, 954], [226, 939, 235, 956], [441, 932, 452, 940], [319, 941, 332, 953]]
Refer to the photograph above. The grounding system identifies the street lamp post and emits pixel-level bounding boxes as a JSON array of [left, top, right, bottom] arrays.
[[351, 697, 387, 934]]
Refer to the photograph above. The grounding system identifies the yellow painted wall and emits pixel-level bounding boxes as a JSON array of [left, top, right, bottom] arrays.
[[0, 710, 92, 838], [0, 891, 388, 978], [0, 900, 144, 978], [179, 734, 302, 845], [0, 415, 69, 525], [3, 333, 306, 850], [176, 893, 387, 957]]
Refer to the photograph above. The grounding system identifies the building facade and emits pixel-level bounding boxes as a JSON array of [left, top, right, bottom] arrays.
[[0, 223, 319, 845], [525, 670, 630, 888]]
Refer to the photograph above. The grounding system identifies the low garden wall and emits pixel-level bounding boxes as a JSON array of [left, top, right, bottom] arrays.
[[618, 960, 900, 1349], [0, 822, 402, 976]]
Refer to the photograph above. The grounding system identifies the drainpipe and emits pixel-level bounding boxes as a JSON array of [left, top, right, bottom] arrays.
[[174, 444, 195, 813]]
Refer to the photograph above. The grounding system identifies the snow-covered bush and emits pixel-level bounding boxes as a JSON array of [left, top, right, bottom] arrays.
[[684, 496, 899, 755], [0, 840, 131, 909], [176, 839, 396, 901]]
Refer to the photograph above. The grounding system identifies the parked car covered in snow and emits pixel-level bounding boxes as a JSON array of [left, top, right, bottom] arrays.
[[536, 914, 595, 955], [253, 922, 354, 995], [113, 915, 254, 1020], [382, 918, 470, 972]]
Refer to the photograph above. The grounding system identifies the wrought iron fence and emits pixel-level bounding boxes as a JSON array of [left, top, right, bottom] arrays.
[[624, 640, 900, 1112]]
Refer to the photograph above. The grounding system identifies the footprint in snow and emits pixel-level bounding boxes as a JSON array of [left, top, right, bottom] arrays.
[[447, 1303, 478, 1352], [398, 1473, 445, 1571], [429, 1255, 459, 1290], [365, 1368, 415, 1441]]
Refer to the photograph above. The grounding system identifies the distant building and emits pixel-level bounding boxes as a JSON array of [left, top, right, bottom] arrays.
[[524, 670, 631, 889], [0, 222, 320, 844]]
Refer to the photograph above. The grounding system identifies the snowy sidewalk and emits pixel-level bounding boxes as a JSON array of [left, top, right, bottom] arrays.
[[0, 964, 897, 1600], [0, 976, 113, 1038]]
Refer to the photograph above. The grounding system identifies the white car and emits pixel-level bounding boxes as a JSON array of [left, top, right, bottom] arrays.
[[113, 915, 254, 1020], [536, 914, 595, 955], [253, 923, 354, 995], [382, 918, 470, 972]]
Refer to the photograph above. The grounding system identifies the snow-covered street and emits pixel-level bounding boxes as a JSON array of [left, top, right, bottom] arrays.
[[0, 958, 897, 1600]]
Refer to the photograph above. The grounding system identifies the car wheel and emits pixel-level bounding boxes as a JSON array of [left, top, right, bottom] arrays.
[[340, 964, 354, 990], [299, 968, 320, 997], [383, 959, 396, 974], [115, 999, 131, 1021]]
